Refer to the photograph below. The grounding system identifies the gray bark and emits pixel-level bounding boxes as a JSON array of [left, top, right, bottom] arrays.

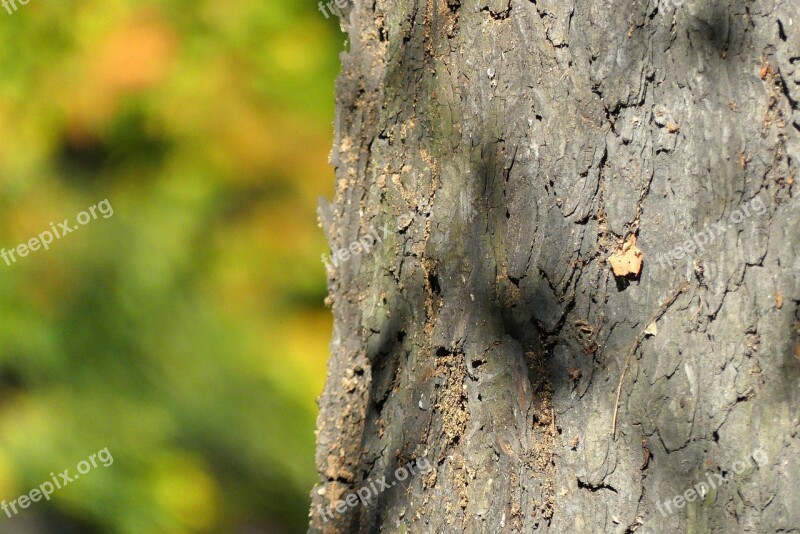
[[311, 0, 800, 532]]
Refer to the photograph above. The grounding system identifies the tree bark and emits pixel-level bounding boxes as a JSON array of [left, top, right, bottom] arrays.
[[311, 0, 800, 532]]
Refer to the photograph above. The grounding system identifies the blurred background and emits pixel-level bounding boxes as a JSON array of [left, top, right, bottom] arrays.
[[0, 1, 341, 532]]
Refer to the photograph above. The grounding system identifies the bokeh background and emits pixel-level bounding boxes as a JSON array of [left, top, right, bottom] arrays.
[[0, 1, 341, 532]]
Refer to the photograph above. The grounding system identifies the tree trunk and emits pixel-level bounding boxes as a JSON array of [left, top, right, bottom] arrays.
[[311, 0, 800, 532]]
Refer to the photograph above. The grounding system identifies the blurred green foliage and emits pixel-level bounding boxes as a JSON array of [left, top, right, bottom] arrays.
[[0, 0, 341, 532]]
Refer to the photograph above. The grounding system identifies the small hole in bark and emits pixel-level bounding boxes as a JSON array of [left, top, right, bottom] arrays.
[[427, 272, 441, 295], [397, 331, 406, 342], [436, 346, 451, 357], [712, 430, 720, 442], [778, 20, 788, 41]]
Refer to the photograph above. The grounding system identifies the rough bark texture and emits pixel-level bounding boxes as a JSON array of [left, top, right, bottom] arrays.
[[311, 0, 800, 532]]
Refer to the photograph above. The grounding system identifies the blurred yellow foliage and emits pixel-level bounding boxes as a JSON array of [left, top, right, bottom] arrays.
[[0, 0, 341, 532]]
